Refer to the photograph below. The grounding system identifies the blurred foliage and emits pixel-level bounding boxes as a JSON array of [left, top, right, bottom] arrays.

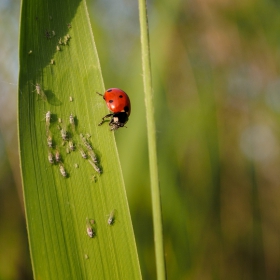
[[1, 0, 280, 279]]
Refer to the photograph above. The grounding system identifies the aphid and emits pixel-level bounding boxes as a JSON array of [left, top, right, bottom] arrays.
[[69, 140, 75, 151], [59, 164, 67, 177], [69, 113, 74, 124], [107, 209, 116, 225], [58, 117, 62, 123], [90, 174, 97, 183], [50, 59, 55, 65], [89, 150, 98, 163], [60, 128, 67, 141], [66, 147, 70, 154], [63, 35, 69, 45], [28, 50, 32, 55], [97, 88, 131, 131], [45, 112, 51, 134], [88, 159, 101, 174], [74, 163, 79, 168], [52, 30, 55, 36], [86, 133, 91, 139], [58, 37, 63, 45], [80, 134, 92, 151], [69, 96, 73, 102], [86, 218, 95, 238], [69, 113, 75, 131], [45, 30, 51, 39], [55, 149, 61, 163], [32, 83, 47, 102], [48, 151, 54, 164], [45, 110, 51, 125], [47, 135, 53, 148], [85, 254, 89, 260], [66, 34, 71, 40], [67, 23, 72, 28], [56, 45, 61, 51], [79, 148, 87, 159]]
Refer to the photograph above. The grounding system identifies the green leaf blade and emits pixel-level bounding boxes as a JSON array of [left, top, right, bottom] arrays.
[[18, 0, 141, 279]]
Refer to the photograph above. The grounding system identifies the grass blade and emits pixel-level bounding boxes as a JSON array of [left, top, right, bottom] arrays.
[[18, 0, 141, 278], [138, 0, 166, 279]]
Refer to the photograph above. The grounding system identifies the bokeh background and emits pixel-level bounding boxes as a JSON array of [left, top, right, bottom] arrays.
[[1, 0, 280, 279]]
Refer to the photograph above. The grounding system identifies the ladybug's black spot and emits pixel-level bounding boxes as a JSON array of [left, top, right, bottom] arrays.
[[119, 95, 123, 98], [107, 89, 112, 92], [109, 100, 114, 103], [124, 106, 129, 112]]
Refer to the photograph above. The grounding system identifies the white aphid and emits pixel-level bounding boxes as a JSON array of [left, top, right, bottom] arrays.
[[59, 164, 67, 177], [86, 218, 95, 238], [88, 159, 101, 174], [107, 209, 116, 225], [47, 135, 52, 148], [48, 151, 54, 164], [32, 83, 47, 101]]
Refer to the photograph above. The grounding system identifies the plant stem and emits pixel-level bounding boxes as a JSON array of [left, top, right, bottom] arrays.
[[138, 0, 166, 279]]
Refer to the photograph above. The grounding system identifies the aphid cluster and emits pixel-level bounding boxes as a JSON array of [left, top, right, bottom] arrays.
[[56, 33, 71, 55], [84, 210, 117, 240], [40, 110, 67, 176], [64, 34, 71, 45], [44, 110, 90, 176], [80, 133, 101, 173], [43, 109, 103, 178]]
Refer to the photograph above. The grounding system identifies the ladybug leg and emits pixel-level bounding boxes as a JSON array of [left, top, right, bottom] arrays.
[[98, 114, 113, 126]]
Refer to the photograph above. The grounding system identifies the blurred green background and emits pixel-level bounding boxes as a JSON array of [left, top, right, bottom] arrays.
[[1, 0, 280, 279]]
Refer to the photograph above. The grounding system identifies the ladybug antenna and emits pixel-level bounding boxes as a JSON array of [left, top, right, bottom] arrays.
[[96, 92, 103, 97]]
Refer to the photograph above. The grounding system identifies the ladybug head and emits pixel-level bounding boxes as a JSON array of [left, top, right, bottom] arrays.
[[109, 112, 128, 130]]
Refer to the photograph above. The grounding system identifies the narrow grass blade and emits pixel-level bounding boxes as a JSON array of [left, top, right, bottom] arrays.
[[138, 0, 166, 279]]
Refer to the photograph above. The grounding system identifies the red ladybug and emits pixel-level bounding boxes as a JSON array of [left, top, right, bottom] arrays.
[[97, 88, 131, 131]]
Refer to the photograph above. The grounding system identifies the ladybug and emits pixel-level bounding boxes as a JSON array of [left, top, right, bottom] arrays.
[[97, 88, 131, 131]]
